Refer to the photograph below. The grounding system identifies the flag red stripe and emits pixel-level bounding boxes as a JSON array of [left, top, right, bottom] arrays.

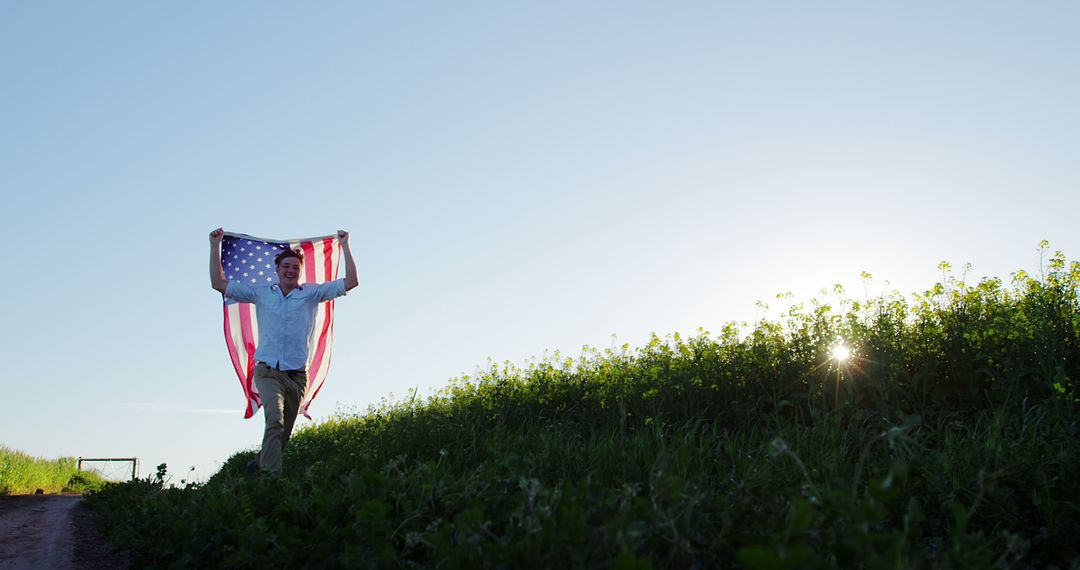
[[302, 308, 334, 418], [238, 304, 256, 360], [300, 241, 317, 284], [305, 302, 333, 401], [237, 303, 257, 418], [223, 307, 251, 418], [322, 238, 335, 281], [301, 239, 337, 416]]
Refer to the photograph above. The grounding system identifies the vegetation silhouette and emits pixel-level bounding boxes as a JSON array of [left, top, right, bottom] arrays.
[[87, 243, 1080, 568]]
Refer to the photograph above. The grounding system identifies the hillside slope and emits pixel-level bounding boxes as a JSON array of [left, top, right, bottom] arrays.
[[87, 249, 1080, 568]]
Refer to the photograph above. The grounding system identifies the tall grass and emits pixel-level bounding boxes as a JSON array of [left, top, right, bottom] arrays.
[[0, 445, 105, 495], [86, 244, 1080, 567]]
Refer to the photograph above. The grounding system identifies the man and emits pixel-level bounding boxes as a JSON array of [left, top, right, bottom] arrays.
[[209, 227, 358, 475]]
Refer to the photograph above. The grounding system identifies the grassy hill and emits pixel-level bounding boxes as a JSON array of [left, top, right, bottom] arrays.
[[86, 246, 1080, 568], [0, 446, 106, 495]]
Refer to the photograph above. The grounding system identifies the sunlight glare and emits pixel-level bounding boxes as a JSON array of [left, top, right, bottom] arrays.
[[830, 343, 852, 363]]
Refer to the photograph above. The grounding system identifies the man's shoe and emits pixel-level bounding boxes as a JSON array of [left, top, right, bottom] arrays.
[[245, 459, 259, 475]]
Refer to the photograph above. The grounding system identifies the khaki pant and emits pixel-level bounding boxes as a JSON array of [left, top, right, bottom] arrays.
[[253, 362, 308, 474]]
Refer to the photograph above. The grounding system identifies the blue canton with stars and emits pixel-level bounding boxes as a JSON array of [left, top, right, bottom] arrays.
[[221, 235, 289, 306]]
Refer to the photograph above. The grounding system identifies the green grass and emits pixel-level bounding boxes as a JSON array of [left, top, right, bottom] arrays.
[[86, 244, 1080, 568], [0, 446, 107, 495]]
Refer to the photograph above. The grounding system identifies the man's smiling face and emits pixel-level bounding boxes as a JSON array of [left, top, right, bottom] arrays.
[[276, 257, 302, 288]]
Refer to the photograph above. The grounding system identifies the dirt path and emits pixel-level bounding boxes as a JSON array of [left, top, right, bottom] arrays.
[[0, 495, 129, 569], [0, 495, 81, 568]]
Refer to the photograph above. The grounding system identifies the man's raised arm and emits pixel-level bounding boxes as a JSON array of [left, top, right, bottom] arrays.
[[338, 230, 359, 291], [209, 228, 228, 294]]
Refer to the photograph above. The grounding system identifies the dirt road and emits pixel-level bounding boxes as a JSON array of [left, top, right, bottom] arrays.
[[0, 495, 128, 569]]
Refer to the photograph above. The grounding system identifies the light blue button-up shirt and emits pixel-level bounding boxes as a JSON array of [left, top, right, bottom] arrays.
[[225, 279, 348, 371]]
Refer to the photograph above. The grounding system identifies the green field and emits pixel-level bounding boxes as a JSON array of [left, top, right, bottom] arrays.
[[0, 446, 106, 495], [87, 245, 1080, 568]]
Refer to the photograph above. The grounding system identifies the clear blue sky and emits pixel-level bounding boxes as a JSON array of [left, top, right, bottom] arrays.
[[3, 2, 1078, 482]]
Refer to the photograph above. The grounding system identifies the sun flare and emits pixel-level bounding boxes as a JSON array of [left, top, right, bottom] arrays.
[[830, 343, 852, 363]]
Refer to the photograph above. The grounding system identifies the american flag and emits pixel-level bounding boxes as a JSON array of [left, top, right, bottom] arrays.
[[221, 232, 341, 419]]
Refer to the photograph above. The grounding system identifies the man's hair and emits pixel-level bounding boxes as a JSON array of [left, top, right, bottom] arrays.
[[274, 248, 304, 266]]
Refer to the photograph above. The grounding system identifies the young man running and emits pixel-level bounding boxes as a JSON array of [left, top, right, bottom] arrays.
[[209, 228, 358, 474]]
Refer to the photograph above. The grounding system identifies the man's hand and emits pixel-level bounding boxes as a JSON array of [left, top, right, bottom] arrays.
[[209, 228, 228, 293], [338, 230, 358, 291]]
